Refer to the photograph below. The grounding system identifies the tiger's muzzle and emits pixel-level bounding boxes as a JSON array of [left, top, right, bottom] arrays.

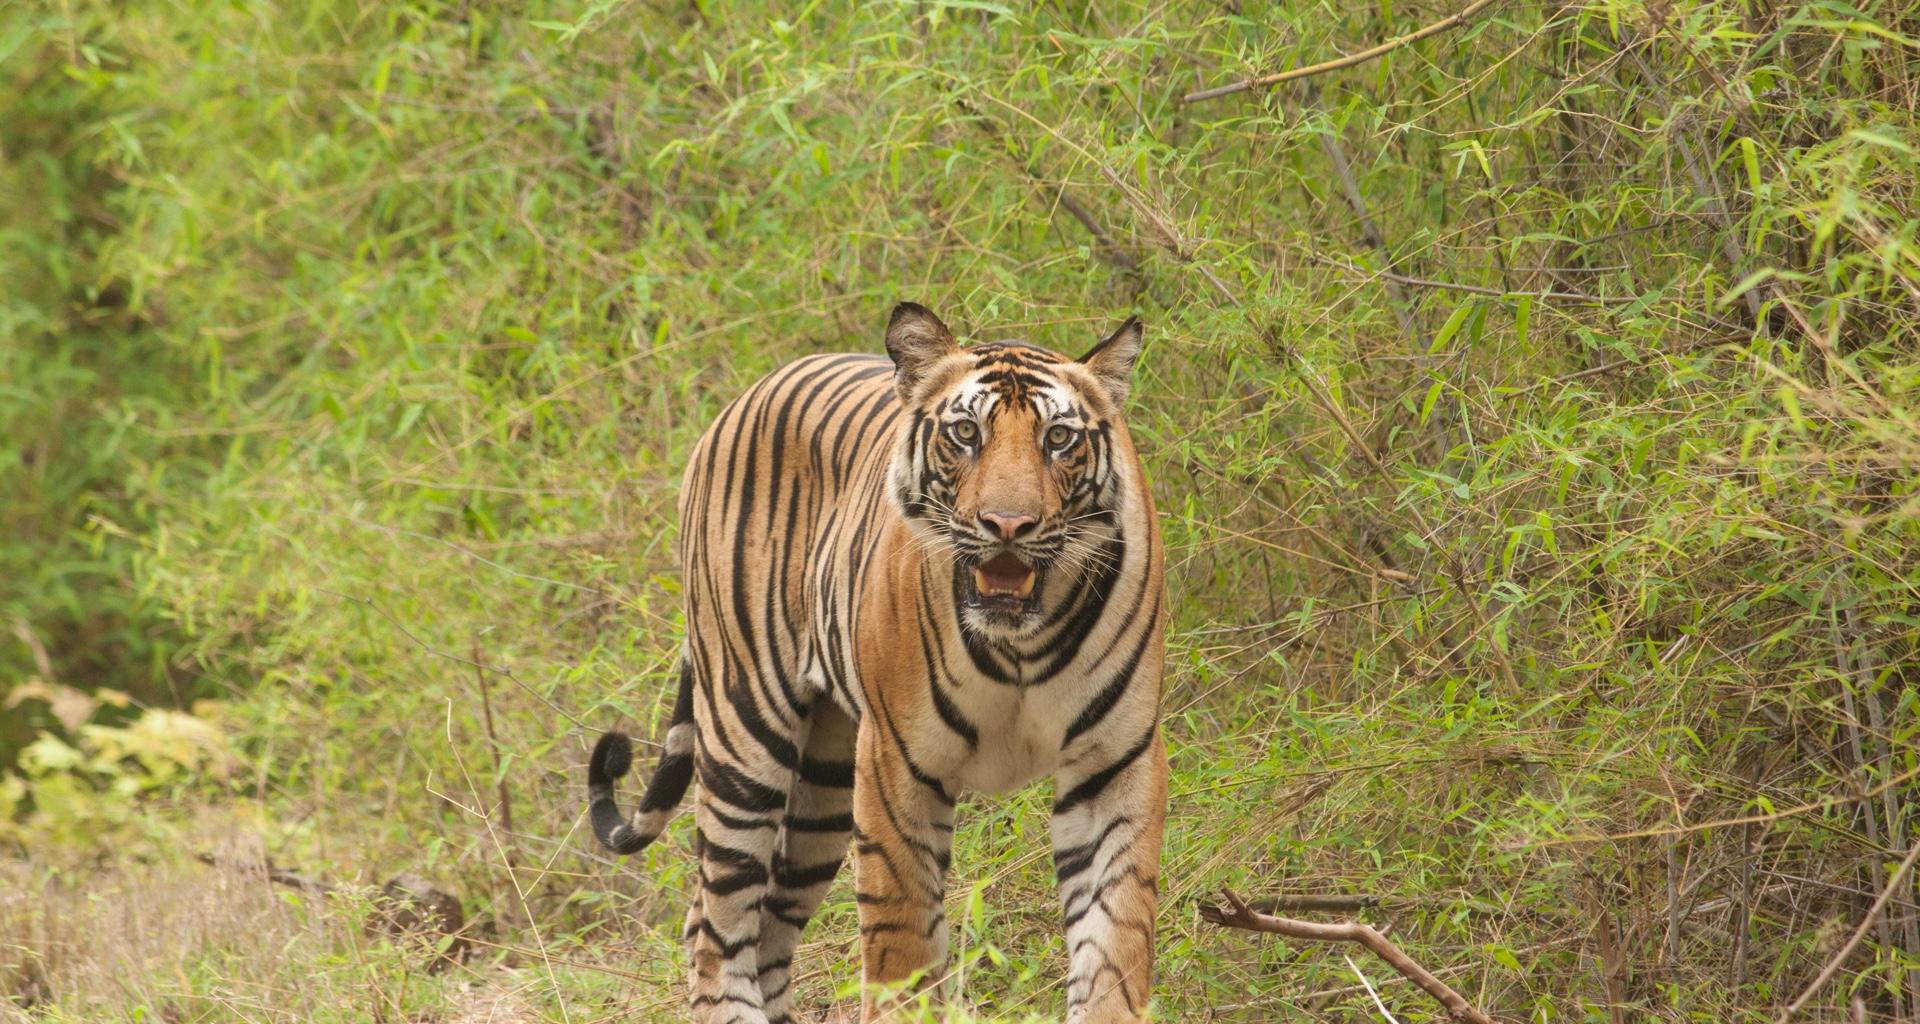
[[960, 513, 1058, 625]]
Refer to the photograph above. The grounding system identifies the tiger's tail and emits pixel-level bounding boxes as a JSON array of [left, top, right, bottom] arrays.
[[587, 660, 696, 855]]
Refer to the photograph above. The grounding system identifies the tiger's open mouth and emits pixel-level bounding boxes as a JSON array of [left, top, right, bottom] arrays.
[[969, 551, 1038, 613]]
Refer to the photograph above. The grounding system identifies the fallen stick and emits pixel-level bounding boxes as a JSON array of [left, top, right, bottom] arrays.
[[1199, 888, 1497, 1024], [194, 850, 336, 894]]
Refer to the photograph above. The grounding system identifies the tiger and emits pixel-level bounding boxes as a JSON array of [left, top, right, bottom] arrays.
[[586, 303, 1167, 1024]]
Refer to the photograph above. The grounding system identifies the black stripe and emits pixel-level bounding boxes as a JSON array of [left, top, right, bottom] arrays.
[[799, 757, 854, 788], [1060, 606, 1156, 746], [696, 918, 755, 958], [1054, 726, 1156, 816], [699, 752, 787, 812], [1053, 815, 1132, 883], [702, 840, 770, 895], [774, 858, 843, 890], [786, 811, 854, 832], [919, 600, 979, 748]]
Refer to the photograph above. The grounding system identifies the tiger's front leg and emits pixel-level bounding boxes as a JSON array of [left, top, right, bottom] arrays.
[[1051, 726, 1168, 1024], [852, 716, 956, 1021]]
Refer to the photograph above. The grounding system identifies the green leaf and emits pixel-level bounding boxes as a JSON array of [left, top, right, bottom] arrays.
[[1432, 301, 1474, 353], [1738, 136, 1762, 193], [1418, 379, 1445, 427]]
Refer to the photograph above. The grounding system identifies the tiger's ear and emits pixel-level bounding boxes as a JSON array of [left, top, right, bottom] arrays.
[[1078, 315, 1144, 406], [885, 301, 958, 401]]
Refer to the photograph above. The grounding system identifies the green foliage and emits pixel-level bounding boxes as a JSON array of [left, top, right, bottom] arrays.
[[3, 0, 1919, 1020], [3, 692, 235, 852]]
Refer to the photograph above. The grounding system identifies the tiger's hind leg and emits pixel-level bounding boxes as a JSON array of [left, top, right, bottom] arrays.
[[686, 675, 804, 1024], [756, 702, 857, 1024]]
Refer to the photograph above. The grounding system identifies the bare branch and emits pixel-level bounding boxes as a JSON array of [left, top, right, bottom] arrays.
[[1183, 0, 1504, 103], [1199, 889, 1499, 1024], [1315, 254, 1636, 305]]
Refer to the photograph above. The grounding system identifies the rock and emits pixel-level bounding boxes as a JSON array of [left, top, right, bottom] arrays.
[[369, 873, 469, 970]]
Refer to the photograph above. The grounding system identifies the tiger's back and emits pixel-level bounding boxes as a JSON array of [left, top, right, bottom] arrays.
[[677, 352, 899, 726]]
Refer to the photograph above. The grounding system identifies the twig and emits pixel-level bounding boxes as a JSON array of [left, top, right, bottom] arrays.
[[1200, 889, 1498, 1024], [1050, 186, 1140, 272], [1345, 952, 1405, 1024], [1732, 821, 1753, 987], [1589, 895, 1628, 1023], [1664, 833, 1682, 968], [951, 94, 1140, 274], [1183, 0, 1504, 103], [1317, 125, 1428, 349], [1315, 118, 1523, 690], [9, 617, 55, 681], [1295, 959, 1476, 1010], [1616, 44, 1765, 332], [1776, 839, 1920, 1023], [1620, 36, 1913, 432], [1315, 254, 1635, 305], [1846, 599, 1920, 1010]]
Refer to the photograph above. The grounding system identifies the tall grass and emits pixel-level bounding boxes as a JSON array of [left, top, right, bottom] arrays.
[[3, 0, 1917, 1020]]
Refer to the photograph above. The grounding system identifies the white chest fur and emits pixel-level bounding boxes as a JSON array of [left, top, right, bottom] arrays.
[[935, 668, 1099, 794]]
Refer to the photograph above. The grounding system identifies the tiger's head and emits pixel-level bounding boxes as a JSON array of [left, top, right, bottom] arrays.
[[884, 302, 1145, 638]]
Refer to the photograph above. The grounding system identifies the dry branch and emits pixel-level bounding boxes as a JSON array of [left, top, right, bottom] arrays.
[[1777, 839, 1920, 1023], [1183, 0, 1504, 103], [1199, 888, 1498, 1024], [1049, 186, 1140, 273]]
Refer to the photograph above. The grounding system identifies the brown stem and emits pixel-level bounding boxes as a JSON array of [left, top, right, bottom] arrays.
[[1732, 821, 1753, 988], [1183, 0, 1505, 103], [1200, 888, 1499, 1024], [471, 637, 516, 843], [1664, 833, 1683, 968], [1316, 255, 1636, 305], [1049, 186, 1139, 273]]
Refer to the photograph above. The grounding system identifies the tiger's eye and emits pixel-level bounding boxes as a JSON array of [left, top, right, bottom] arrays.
[[952, 420, 979, 444], [1046, 424, 1075, 448]]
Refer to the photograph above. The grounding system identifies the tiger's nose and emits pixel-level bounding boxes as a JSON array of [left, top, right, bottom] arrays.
[[979, 511, 1038, 541]]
